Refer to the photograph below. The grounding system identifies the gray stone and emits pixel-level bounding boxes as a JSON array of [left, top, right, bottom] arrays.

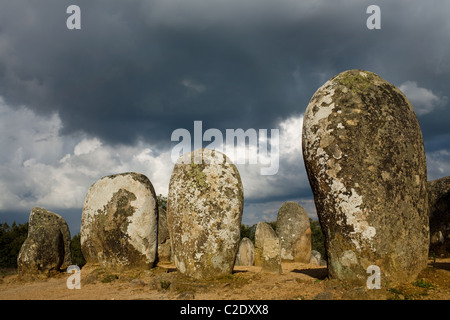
[[235, 237, 255, 266], [428, 176, 450, 257], [255, 222, 277, 249], [302, 69, 429, 285], [276, 201, 311, 263], [130, 278, 146, 288], [18, 207, 72, 278], [310, 250, 323, 266], [167, 148, 244, 279], [254, 222, 277, 266], [80, 172, 158, 271], [177, 291, 195, 300], [157, 207, 172, 262], [261, 237, 282, 274], [313, 291, 334, 300]]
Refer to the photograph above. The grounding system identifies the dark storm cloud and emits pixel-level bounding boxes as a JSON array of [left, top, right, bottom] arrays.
[[0, 0, 449, 151]]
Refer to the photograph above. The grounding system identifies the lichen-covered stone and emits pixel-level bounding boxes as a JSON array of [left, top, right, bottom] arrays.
[[235, 237, 255, 266], [276, 201, 311, 263], [18, 207, 72, 278], [80, 172, 158, 271], [157, 207, 172, 262], [167, 148, 244, 279], [428, 176, 450, 257], [261, 237, 282, 274], [254, 222, 277, 266], [302, 69, 429, 285]]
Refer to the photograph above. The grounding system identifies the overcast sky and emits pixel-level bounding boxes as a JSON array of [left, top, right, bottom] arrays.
[[0, 0, 449, 234]]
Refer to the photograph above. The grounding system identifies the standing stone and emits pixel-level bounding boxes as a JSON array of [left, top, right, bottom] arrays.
[[235, 237, 255, 266], [276, 201, 311, 263], [18, 207, 72, 278], [310, 250, 326, 266], [302, 69, 429, 285], [167, 149, 244, 279], [428, 176, 450, 257], [157, 207, 172, 262], [80, 172, 158, 271], [254, 222, 277, 266], [261, 238, 282, 274]]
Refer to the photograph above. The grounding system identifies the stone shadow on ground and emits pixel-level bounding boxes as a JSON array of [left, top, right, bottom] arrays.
[[292, 267, 328, 280], [432, 262, 450, 271]]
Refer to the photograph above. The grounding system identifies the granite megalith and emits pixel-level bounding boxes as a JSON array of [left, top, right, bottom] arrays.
[[254, 222, 277, 266], [80, 172, 158, 271], [428, 176, 450, 257], [18, 207, 72, 278], [261, 237, 282, 274], [235, 237, 255, 266], [302, 69, 429, 285], [167, 148, 244, 279], [276, 201, 311, 263]]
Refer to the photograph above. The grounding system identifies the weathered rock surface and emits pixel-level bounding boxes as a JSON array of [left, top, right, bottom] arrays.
[[157, 207, 172, 262], [310, 250, 320, 265], [167, 148, 244, 279], [261, 237, 282, 274], [428, 176, 450, 257], [80, 172, 158, 271], [18, 207, 72, 278], [276, 201, 311, 263], [235, 237, 255, 266], [302, 69, 429, 285], [254, 222, 277, 266]]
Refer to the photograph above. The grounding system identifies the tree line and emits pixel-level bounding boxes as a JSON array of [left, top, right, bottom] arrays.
[[0, 221, 87, 269], [1, 217, 325, 270]]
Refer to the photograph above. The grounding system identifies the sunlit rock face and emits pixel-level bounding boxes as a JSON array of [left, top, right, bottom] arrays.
[[302, 69, 429, 285], [167, 149, 244, 280]]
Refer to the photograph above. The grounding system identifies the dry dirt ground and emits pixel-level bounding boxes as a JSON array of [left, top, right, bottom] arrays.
[[0, 259, 449, 300]]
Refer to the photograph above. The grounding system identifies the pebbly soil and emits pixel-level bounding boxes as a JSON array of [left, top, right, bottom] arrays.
[[0, 259, 448, 300]]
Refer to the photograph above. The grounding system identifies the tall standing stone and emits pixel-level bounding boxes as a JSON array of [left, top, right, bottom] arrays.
[[428, 176, 450, 257], [254, 222, 277, 266], [302, 70, 429, 285], [235, 237, 255, 266], [167, 149, 244, 279], [18, 207, 72, 278], [276, 201, 311, 263], [261, 238, 282, 274], [81, 172, 158, 271]]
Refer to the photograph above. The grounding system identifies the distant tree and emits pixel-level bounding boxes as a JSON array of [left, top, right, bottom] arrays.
[[310, 218, 326, 258], [70, 233, 86, 268], [267, 220, 277, 233], [0, 221, 28, 268], [240, 224, 256, 243], [157, 194, 168, 211]]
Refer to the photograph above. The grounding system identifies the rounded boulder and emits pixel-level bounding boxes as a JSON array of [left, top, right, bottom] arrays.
[[80, 172, 158, 271]]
